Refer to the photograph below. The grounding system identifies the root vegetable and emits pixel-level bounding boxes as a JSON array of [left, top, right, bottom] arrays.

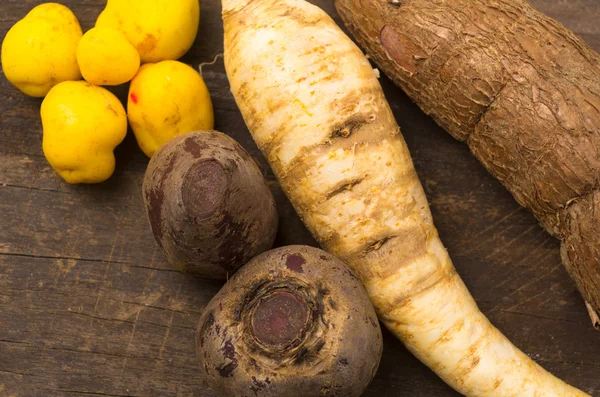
[[41, 81, 127, 184], [196, 245, 382, 397], [1, 3, 82, 97], [334, 0, 600, 329], [221, 0, 588, 395], [95, 0, 200, 63], [142, 131, 278, 279], [128, 60, 214, 158], [76, 27, 140, 86]]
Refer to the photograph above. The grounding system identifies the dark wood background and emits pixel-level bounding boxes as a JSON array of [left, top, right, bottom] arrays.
[[1, 0, 599, 396]]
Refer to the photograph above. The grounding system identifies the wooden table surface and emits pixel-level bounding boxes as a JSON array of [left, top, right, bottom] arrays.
[[1, 0, 599, 396]]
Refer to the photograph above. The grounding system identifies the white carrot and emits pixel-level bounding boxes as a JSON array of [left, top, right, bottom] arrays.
[[221, 0, 588, 395]]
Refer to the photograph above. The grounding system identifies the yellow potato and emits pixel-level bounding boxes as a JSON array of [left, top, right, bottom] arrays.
[[76, 27, 140, 86], [128, 60, 214, 157], [42, 81, 127, 184], [96, 0, 200, 63], [1, 3, 82, 97]]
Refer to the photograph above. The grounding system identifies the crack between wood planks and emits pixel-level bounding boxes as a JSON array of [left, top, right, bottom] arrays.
[[41, 389, 140, 397], [0, 183, 74, 195], [0, 252, 127, 265], [0, 252, 179, 273], [0, 302, 195, 331], [0, 339, 196, 366], [0, 150, 151, 168], [0, 369, 31, 377], [126, 264, 180, 273], [500, 308, 583, 325], [535, 358, 600, 369], [0, 339, 32, 346]]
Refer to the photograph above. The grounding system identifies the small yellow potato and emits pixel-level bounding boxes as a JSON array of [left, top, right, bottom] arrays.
[[76, 27, 140, 86], [128, 60, 214, 157], [96, 0, 200, 63], [1, 3, 82, 97], [41, 81, 127, 184]]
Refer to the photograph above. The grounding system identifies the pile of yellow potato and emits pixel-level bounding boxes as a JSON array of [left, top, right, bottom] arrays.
[[1, 1, 214, 183]]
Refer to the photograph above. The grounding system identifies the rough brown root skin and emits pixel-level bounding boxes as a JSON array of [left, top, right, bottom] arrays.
[[585, 302, 600, 330], [560, 191, 600, 327], [335, 0, 600, 325], [142, 131, 278, 279], [196, 246, 383, 397]]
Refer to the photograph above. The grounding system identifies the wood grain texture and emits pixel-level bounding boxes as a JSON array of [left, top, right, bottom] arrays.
[[0, 1, 598, 396]]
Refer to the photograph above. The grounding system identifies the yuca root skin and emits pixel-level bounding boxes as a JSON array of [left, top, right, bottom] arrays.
[[142, 131, 278, 279], [335, 0, 600, 327], [222, 0, 588, 395]]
